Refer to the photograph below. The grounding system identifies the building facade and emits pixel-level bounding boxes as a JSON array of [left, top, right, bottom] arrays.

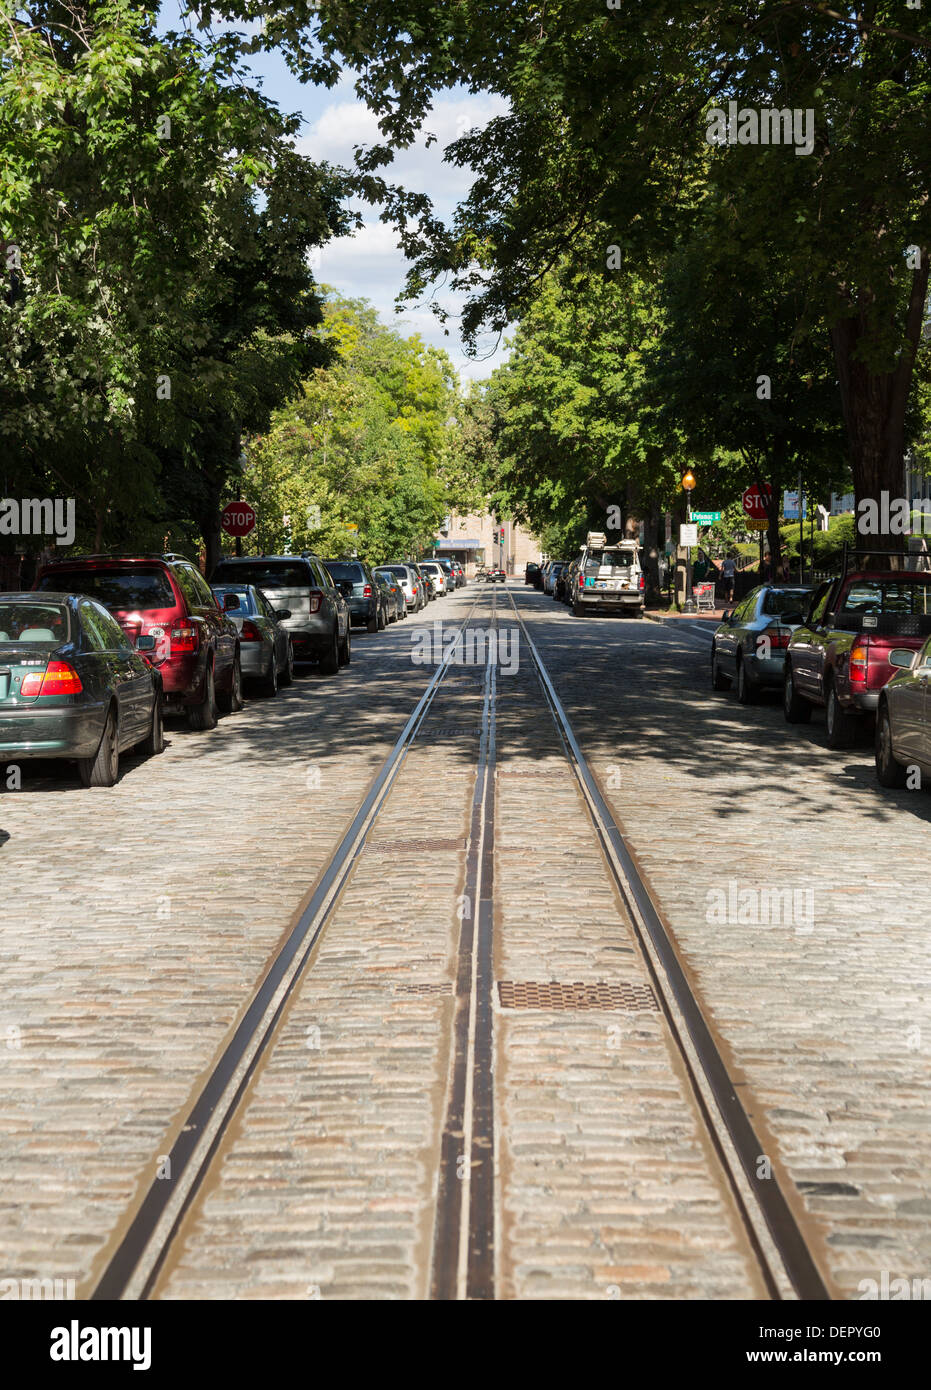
[[431, 511, 541, 576]]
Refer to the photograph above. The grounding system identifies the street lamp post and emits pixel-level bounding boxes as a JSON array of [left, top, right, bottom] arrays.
[[682, 470, 696, 613]]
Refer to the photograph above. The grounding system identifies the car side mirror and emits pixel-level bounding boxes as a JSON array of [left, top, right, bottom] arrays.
[[222, 592, 240, 610], [720, 610, 731, 623], [136, 634, 156, 651], [889, 648, 917, 670], [275, 607, 292, 620]]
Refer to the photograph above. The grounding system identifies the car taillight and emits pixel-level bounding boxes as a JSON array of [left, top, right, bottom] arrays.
[[21, 660, 83, 697], [412, 585, 418, 593], [170, 624, 199, 653], [363, 584, 372, 597], [240, 620, 262, 641], [638, 574, 645, 591], [850, 645, 868, 683], [309, 590, 323, 613], [579, 574, 584, 588], [768, 626, 792, 649]]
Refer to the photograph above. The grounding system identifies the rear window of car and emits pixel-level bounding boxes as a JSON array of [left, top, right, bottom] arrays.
[[384, 566, 410, 578], [585, 548, 638, 570], [212, 587, 256, 615], [763, 588, 811, 617], [37, 567, 175, 609], [323, 562, 365, 583], [844, 580, 931, 614], [420, 563, 441, 573], [212, 561, 310, 589], [0, 600, 70, 645]]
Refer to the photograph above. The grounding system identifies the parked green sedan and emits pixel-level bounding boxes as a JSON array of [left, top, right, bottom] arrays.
[[0, 593, 164, 787]]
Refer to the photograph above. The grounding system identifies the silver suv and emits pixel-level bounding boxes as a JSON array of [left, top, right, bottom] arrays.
[[571, 533, 645, 618], [210, 554, 351, 671]]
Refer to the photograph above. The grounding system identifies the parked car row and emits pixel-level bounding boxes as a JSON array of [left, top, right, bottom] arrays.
[[0, 549, 466, 789], [709, 554, 931, 790]]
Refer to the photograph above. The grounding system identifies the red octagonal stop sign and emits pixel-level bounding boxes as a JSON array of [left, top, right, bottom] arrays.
[[741, 484, 772, 520], [221, 500, 256, 537]]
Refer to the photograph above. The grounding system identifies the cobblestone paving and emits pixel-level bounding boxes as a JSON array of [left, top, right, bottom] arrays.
[[0, 617, 438, 1294], [512, 587, 931, 1299]]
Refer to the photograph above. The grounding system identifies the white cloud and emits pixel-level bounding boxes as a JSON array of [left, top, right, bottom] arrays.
[[300, 89, 512, 383]]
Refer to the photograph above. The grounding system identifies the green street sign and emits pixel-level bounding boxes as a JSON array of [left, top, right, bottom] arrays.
[[692, 510, 722, 525]]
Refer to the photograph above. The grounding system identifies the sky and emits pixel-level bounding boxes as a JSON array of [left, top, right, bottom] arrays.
[[158, 6, 511, 382]]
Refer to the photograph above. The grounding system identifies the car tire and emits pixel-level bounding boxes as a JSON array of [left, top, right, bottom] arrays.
[[279, 642, 294, 686], [79, 709, 119, 788], [217, 652, 244, 713], [783, 663, 811, 723], [188, 661, 218, 730], [711, 647, 731, 691], [377, 605, 387, 630], [261, 651, 279, 697], [736, 657, 757, 705], [320, 625, 340, 675], [572, 601, 584, 616], [338, 624, 351, 667], [876, 702, 908, 787], [825, 680, 857, 749], [367, 610, 379, 634], [140, 694, 165, 757]]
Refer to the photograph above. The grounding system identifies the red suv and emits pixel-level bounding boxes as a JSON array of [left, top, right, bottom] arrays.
[[35, 553, 242, 729]]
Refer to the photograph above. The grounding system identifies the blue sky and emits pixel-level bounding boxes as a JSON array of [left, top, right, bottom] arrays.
[[158, 6, 510, 381]]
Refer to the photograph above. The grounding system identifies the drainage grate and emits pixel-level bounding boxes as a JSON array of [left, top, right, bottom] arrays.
[[395, 981, 454, 997], [366, 837, 465, 856], [418, 726, 480, 739], [497, 980, 659, 1012], [497, 768, 563, 778]]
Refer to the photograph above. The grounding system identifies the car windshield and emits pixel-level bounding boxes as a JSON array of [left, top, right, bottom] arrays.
[[0, 601, 70, 646], [323, 562, 365, 583], [213, 587, 256, 615], [212, 561, 309, 589], [37, 566, 174, 609], [762, 588, 812, 617]]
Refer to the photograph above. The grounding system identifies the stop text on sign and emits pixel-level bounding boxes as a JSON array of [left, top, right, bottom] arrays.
[[742, 484, 772, 520], [221, 501, 256, 537]]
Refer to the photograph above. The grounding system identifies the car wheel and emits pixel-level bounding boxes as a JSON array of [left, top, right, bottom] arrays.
[[279, 641, 294, 686], [140, 693, 165, 757], [79, 709, 119, 788], [320, 625, 340, 675], [188, 661, 218, 730], [377, 605, 387, 630], [736, 657, 757, 705], [711, 647, 731, 691], [338, 623, 351, 666], [261, 650, 279, 697], [825, 681, 857, 749], [876, 702, 908, 787], [217, 652, 244, 713], [572, 601, 584, 616], [367, 610, 379, 633], [783, 663, 811, 723]]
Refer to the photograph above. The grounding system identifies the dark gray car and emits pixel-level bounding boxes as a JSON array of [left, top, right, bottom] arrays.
[[211, 583, 294, 695], [711, 585, 813, 704], [876, 634, 931, 786], [210, 555, 350, 673]]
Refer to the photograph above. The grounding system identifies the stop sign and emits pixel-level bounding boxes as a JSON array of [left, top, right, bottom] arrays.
[[741, 484, 772, 520], [221, 501, 256, 537]]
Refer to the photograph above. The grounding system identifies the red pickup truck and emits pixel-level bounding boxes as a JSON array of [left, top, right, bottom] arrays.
[[783, 552, 931, 748]]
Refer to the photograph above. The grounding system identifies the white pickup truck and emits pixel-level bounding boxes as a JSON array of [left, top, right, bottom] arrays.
[[572, 532, 645, 618]]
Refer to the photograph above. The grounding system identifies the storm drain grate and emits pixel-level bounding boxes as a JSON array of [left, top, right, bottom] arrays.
[[497, 980, 659, 1012], [366, 837, 465, 856], [395, 982, 454, 997], [418, 726, 481, 739]]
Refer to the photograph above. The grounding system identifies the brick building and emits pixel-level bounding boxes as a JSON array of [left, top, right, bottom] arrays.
[[431, 511, 541, 576]]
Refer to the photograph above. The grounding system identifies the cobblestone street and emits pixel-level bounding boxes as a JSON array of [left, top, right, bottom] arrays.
[[1, 582, 929, 1302]]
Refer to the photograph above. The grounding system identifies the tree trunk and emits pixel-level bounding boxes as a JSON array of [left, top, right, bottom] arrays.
[[830, 259, 930, 567]]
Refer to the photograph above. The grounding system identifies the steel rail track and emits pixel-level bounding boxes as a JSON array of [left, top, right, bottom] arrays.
[[90, 592, 486, 1300], [502, 585, 832, 1302]]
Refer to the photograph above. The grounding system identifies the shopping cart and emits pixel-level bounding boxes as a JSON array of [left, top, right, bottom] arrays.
[[693, 581, 717, 612]]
